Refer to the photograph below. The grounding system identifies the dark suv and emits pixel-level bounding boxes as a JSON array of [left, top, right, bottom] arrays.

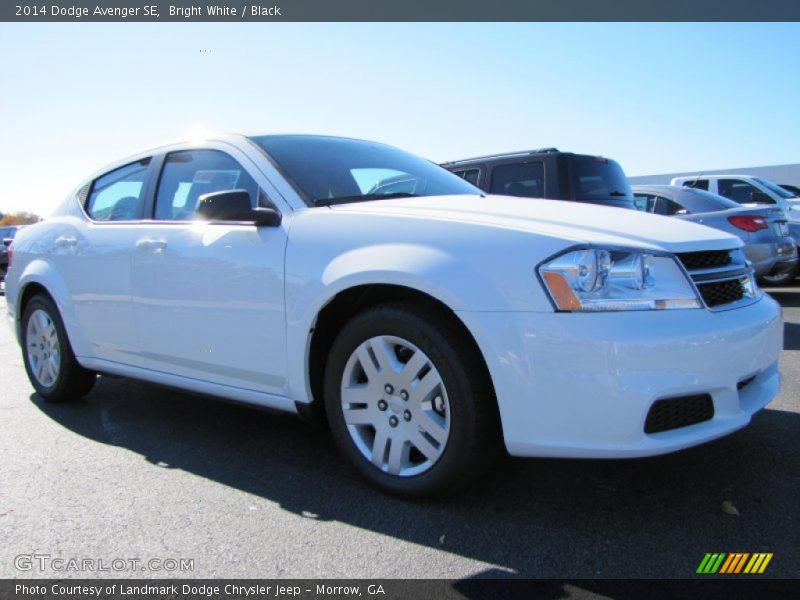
[[441, 148, 635, 209]]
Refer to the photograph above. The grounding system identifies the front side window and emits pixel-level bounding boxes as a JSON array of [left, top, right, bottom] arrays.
[[155, 150, 258, 220], [86, 158, 151, 221], [249, 135, 479, 205], [489, 162, 545, 197], [717, 178, 773, 204]]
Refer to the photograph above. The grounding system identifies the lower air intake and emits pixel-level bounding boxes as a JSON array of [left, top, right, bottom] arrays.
[[644, 394, 714, 434]]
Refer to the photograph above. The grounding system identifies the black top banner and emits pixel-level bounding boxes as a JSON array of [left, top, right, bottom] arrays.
[[3, 0, 800, 22]]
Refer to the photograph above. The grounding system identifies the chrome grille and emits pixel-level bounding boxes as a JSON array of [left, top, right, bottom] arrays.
[[677, 250, 731, 271], [696, 278, 746, 308], [676, 249, 758, 310]]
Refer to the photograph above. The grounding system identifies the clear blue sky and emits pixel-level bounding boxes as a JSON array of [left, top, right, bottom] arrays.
[[1, 22, 799, 215]]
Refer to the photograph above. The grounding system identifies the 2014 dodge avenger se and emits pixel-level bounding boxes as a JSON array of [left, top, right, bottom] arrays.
[[4, 134, 782, 497]]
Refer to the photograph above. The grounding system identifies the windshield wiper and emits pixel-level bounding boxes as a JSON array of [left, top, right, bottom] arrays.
[[608, 190, 628, 197], [315, 192, 420, 206]]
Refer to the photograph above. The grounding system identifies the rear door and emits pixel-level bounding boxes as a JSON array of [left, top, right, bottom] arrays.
[[52, 158, 154, 367], [130, 145, 289, 396]]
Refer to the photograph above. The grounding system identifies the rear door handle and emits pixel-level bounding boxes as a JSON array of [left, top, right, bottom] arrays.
[[54, 236, 77, 248], [136, 239, 167, 251]]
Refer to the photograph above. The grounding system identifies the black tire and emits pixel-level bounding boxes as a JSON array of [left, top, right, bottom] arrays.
[[21, 294, 96, 403], [324, 303, 500, 499], [759, 262, 799, 287]]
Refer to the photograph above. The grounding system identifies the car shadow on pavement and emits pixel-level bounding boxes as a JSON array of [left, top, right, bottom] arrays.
[[29, 377, 800, 578], [765, 289, 800, 308]]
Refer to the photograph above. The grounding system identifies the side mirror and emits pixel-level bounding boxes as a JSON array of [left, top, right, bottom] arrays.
[[750, 191, 775, 205], [197, 189, 281, 227], [2, 238, 12, 248]]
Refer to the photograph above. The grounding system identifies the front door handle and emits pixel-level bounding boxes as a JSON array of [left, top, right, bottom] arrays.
[[136, 239, 167, 252]]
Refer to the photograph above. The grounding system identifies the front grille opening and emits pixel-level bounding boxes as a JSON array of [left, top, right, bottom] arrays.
[[644, 394, 714, 434], [696, 278, 746, 308], [677, 250, 732, 271], [737, 375, 756, 391]]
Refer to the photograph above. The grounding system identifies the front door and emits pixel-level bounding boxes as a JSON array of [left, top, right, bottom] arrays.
[[131, 148, 288, 396]]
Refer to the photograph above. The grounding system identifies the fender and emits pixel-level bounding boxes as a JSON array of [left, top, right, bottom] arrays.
[[15, 259, 91, 358], [285, 242, 513, 404]]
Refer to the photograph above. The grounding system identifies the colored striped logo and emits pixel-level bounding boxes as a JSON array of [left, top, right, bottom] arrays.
[[697, 552, 773, 574]]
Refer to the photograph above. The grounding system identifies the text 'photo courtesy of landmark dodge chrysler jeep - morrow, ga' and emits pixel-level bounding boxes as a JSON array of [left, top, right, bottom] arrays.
[[4, 134, 782, 498]]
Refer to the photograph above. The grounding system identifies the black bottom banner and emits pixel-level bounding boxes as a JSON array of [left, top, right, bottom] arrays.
[[3, 579, 799, 600]]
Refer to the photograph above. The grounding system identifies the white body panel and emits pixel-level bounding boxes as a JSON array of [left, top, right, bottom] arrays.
[[130, 221, 287, 394], [5, 134, 783, 458]]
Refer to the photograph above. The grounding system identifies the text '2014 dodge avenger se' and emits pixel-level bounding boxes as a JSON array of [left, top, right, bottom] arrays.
[[4, 134, 783, 497]]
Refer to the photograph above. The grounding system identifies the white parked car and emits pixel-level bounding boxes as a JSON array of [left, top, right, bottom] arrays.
[[4, 135, 783, 497], [671, 174, 800, 225]]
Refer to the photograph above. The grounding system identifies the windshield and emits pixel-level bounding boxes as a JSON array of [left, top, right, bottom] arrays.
[[570, 156, 633, 203], [756, 177, 796, 199], [249, 135, 480, 206]]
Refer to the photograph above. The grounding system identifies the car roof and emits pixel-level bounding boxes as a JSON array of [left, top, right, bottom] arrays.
[[631, 184, 681, 193], [78, 133, 404, 193], [442, 148, 560, 166], [633, 184, 741, 210], [673, 174, 756, 180]]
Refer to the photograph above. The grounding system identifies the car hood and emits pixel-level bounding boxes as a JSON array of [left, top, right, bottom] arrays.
[[329, 195, 740, 253]]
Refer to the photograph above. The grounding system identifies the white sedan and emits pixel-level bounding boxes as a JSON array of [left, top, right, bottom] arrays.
[[4, 134, 782, 497]]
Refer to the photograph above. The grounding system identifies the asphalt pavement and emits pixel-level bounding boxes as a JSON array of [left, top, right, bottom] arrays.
[[1, 289, 798, 580]]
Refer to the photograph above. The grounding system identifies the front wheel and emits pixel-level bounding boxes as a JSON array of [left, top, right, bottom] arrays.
[[21, 294, 96, 402], [324, 304, 500, 498]]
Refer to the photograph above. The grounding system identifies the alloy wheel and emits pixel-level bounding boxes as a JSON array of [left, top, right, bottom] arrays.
[[340, 335, 450, 477], [26, 308, 61, 388]]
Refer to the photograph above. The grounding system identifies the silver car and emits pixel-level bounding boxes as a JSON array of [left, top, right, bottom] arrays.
[[633, 185, 797, 283]]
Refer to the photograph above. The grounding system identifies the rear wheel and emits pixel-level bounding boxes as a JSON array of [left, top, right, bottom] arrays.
[[324, 303, 499, 498], [21, 294, 96, 402], [759, 262, 799, 287]]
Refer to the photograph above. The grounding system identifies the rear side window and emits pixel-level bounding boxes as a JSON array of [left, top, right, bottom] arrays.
[[453, 168, 481, 186], [86, 158, 151, 221], [681, 179, 709, 191], [654, 196, 687, 216], [633, 194, 656, 212], [154, 150, 258, 221], [489, 162, 545, 197]]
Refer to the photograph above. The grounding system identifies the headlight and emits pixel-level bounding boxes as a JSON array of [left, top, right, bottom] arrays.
[[539, 248, 701, 311]]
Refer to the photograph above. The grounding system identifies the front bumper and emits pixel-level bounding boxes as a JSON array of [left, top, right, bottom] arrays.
[[458, 295, 782, 458]]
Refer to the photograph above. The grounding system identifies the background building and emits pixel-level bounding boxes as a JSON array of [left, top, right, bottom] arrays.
[[628, 163, 800, 187]]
